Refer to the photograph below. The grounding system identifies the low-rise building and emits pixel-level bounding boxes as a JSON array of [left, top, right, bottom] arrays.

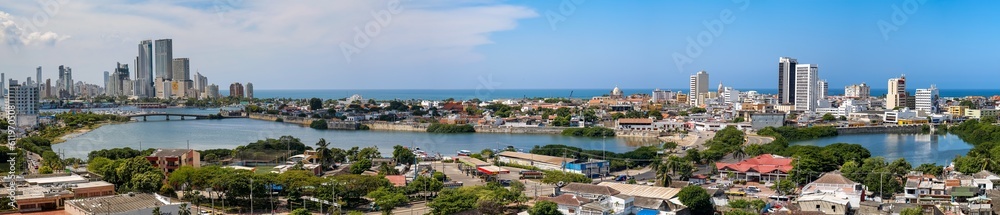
[[65, 193, 188, 215], [965, 109, 1000, 120], [497, 151, 608, 176], [750, 113, 784, 130], [1, 175, 115, 212], [800, 172, 863, 211], [948, 106, 968, 117], [715, 154, 793, 183], [145, 148, 201, 176], [797, 193, 851, 215]]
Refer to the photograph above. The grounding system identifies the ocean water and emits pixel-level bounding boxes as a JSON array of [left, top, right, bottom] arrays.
[[222, 88, 1000, 100]]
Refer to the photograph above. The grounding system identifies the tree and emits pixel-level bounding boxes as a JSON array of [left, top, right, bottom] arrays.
[[528, 201, 561, 215], [350, 159, 373, 174], [178, 203, 191, 215], [677, 186, 713, 215], [648, 110, 663, 120], [152, 207, 161, 215], [310, 119, 328, 130], [839, 115, 847, 121], [309, 98, 323, 110], [773, 179, 796, 195], [393, 145, 416, 166], [900, 207, 922, 215], [822, 113, 836, 121], [367, 187, 409, 215], [39, 166, 53, 174], [732, 117, 745, 123], [428, 187, 480, 215], [915, 163, 943, 176], [290, 208, 311, 215]]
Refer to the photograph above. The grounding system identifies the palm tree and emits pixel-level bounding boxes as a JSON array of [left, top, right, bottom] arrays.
[[732, 145, 747, 161], [316, 138, 331, 168], [656, 163, 673, 187]]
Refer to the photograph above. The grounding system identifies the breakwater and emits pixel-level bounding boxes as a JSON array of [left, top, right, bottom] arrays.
[[835, 125, 922, 134]]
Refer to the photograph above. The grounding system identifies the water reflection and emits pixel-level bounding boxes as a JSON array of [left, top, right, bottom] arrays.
[[792, 133, 970, 165]]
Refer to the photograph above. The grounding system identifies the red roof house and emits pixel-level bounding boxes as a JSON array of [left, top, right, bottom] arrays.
[[716, 154, 794, 182]]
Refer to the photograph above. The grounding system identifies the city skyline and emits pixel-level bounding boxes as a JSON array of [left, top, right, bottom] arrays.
[[2, 1, 999, 90]]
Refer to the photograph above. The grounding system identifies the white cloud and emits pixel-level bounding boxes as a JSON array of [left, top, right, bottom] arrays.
[[0, 11, 69, 48], [0, 0, 537, 89]]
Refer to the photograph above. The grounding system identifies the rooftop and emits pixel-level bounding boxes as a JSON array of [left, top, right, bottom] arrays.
[[540, 193, 591, 206], [597, 182, 681, 200], [66, 193, 178, 214], [24, 174, 88, 185], [497, 151, 572, 165], [149, 148, 192, 157], [715, 154, 793, 174], [561, 183, 620, 196]]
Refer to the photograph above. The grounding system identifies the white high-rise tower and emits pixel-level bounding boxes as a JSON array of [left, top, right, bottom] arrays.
[[688, 70, 709, 106], [794, 64, 818, 112]]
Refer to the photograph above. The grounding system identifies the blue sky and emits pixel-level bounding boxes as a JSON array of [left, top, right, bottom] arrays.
[[1, 0, 998, 90]]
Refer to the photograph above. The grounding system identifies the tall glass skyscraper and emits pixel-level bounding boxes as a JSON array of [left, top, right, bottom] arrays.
[[155, 39, 173, 80], [137, 40, 154, 97]]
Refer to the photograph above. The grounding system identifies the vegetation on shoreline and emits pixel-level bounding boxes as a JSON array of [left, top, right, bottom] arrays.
[[426, 124, 475, 133], [949, 119, 1000, 174], [561, 127, 615, 137], [530, 144, 658, 172], [757, 126, 837, 141]]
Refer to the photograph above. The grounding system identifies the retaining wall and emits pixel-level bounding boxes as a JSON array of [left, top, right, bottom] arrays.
[[836, 125, 923, 134]]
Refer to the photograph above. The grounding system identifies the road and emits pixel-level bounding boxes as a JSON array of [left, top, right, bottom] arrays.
[[745, 135, 774, 145], [365, 201, 429, 215]]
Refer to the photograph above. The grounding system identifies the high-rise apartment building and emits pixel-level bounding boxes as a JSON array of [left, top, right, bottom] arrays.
[[172, 58, 190, 82], [57, 65, 74, 98], [915, 85, 938, 114], [844, 83, 870, 99], [207, 84, 220, 99], [193, 72, 208, 92], [778, 57, 798, 105], [229, 82, 244, 98], [8, 79, 39, 127], [36, 67, 41, 89], [794, 64, 818, 112], [245, 82, 254, 99], [155, 39, 173, 81], [688, 70, 709, 106], [817, 80, 828, 99], [886, 75, 907, 110], [137, 40, 154, 98], [106, 63, 130, 97]]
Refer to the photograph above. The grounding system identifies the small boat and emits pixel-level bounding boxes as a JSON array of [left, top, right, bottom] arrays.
[[457, 150, 472, 156]]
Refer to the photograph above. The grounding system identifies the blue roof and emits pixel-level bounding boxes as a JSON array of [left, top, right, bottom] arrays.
[[637, 209, 660, 215]]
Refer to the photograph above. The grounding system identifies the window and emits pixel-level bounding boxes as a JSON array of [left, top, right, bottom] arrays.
[[816, 205, 820, 209], [832, 205, 836, 211]]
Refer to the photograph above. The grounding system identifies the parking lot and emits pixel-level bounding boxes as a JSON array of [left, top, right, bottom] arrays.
[[435, 162, 556, 199]]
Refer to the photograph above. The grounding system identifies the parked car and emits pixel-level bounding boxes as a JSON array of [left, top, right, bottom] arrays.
[[746, 186, 761, 193], [499, 179, 512, 186]]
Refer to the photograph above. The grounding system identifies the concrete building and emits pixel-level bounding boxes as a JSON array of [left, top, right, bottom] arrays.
[[715, 154, 793, 183], [207, 84, 220, 99], [844, 83, 870, 99], [965, 109, 1000, 120], [750, 113, 785, 130], [57, 65, 73, 98], [886, 75, 907, 110], [193, 72, 207, 93], [106, 63, 130, 97], [651, 89, 673, 103], [800, 172, 864, 211], [65, 193, 187, 215], [778, 57, 798, 105], [948, 106, 967, 117], [496, 151, 608, 177], [794, 64, 818, 112], [797, 193, 851, 215], [1, 174, 115, 212], [689, 70, 709, 106], [154, 39, 173, 81], [915, 85, 940, 114], [246, 82, 254, 99], [884, 108, 918, 124], [145, 148, 201, 177], [8, 79, 40, 127], [817, 80, 828, 99], [136, 40, 154, 98], [229, 82, 244, 98]]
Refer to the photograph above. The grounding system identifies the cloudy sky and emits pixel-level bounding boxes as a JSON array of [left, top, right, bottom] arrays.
[[1, 0, 998, 90]]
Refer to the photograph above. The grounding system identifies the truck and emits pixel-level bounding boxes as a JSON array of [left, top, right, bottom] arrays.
[[519, 170, 544, 179]]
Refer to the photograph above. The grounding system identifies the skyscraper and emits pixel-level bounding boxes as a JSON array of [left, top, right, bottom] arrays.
[[172, 58, 190, 82], [245, 82, 254, 99], [36, 67, 41, 89], [229, 82, 245, 98], [155, 39, 173, 81], [794, 64, 818, 112], [137, 40, 154, 98], [817, 80, 828, 99], [688, 70, 709, 106], [915, 85, 939, 114], [778, 57, 798, 105], [106, 63, 130, 97], [103, 71, 110, 91], [886, 75, 907, 110]]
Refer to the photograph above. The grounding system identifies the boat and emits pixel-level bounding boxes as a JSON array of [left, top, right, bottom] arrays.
[[457, 150, 472, 156]]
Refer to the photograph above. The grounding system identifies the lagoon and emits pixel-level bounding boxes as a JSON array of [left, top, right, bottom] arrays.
[[790, 133, 972, 165]]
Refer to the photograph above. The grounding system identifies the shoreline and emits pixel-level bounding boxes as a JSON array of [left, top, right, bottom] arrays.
[[53, 121, 130, 144]]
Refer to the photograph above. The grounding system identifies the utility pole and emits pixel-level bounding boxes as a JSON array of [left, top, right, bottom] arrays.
[[251, 177, 254, 215]]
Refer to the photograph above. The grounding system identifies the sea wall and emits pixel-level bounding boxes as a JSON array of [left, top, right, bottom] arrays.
[[836, 125, 922, 134], [365, 122, 428, 132], [615, 130, 660, 138], [249, 113, 362, 130], [474, 126, 566, 134]]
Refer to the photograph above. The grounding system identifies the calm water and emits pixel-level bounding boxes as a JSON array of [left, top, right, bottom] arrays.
[[52, 111, 657, 159], [791, 133, 972, 165], [220, 88, 1000, 100]]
